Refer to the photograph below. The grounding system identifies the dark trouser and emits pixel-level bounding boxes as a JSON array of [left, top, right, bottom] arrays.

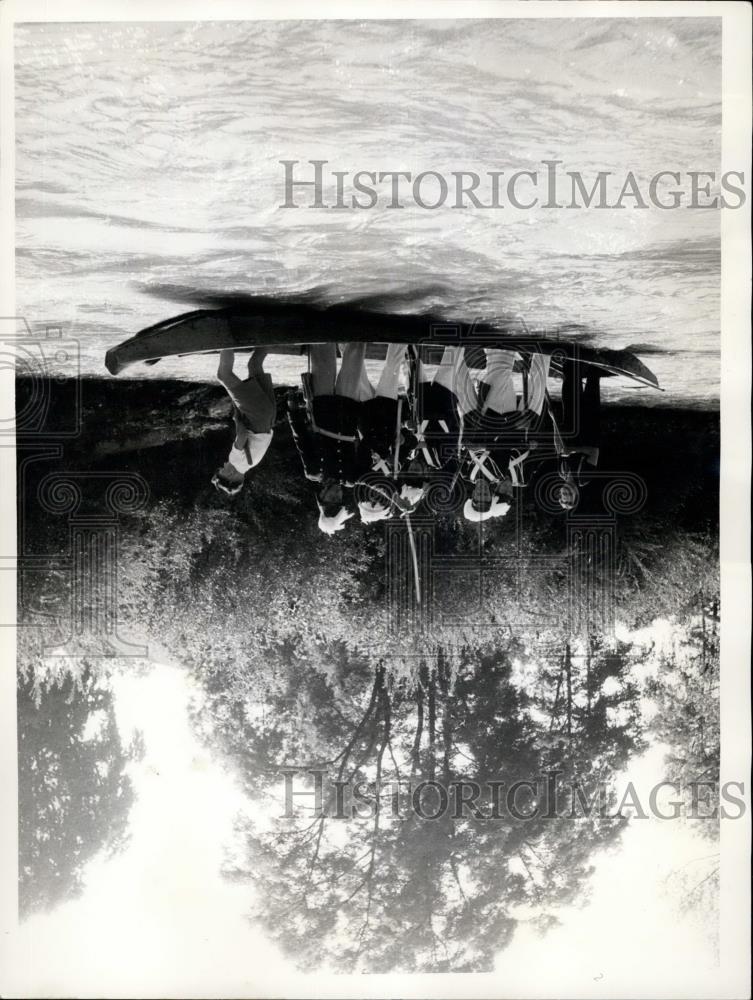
[[416, 382, 461, 469], [312, 395, 369, 485], [562, 360, 601, 448], [360, 396, 399, 461]]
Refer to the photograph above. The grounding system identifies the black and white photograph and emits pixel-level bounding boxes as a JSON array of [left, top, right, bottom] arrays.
[[0, 2, 750, 997]]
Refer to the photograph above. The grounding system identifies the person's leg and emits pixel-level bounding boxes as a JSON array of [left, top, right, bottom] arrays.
[[217, 349, 238, 387], [336, 342, 368, 400], [412, 351, 432, 431], [582, 371, 601, 445], [523, 350, 552, 416], [561, 358, 578, 433], [433, 346, 477, 415], [454, 348, 478, 417], [481, 349, 517, 414], [356, 355, 377, 402], [310, 343, 337, 396], [247, 348, 268, 377], [375, 343, 407, 400], [432, 346, 460, 392]]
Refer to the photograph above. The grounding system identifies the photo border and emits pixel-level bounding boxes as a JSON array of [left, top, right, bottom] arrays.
[[1, 2, 749, 997]]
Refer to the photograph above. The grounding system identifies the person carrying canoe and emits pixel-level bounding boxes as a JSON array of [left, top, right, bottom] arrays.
[[287, 386, 322, 484], [394, 344, 481, 517], [461, 346, 551, 521], [404, 344, 476, 490], [355, 342, 415, 524], [304, 342, 373, 534], [287, 387, 359, 532], [212, 348, 276, 496], [548, 357, 603, 511]]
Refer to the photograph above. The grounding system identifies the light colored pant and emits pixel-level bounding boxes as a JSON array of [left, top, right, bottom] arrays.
[[525, 350, 551, 416], [480, 349, 517, 414], [360, 342, 406, 401], [419, 346, 477, 416], [479, 348, 551, 416], [310, 343, 368, 400]]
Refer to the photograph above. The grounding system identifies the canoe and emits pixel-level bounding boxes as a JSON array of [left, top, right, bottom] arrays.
[[104, 301, 661, 389]]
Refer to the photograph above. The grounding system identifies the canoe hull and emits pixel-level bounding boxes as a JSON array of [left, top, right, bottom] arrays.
[[104, 305, 661, 389]]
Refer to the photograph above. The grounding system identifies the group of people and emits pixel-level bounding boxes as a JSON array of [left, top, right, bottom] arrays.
[[211, 341, 604, 533]]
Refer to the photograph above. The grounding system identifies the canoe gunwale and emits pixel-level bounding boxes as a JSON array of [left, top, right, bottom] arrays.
[[104, 307, 662, 389]]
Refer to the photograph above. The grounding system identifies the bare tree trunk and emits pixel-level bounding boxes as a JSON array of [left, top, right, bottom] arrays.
[[565, 643, 573, 738], [329, 665, 383, 777], [586, 636, 592, 719], [411, 683, 424, 778], [549, 667, 563, 732], [440, 653, 452, 786]]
